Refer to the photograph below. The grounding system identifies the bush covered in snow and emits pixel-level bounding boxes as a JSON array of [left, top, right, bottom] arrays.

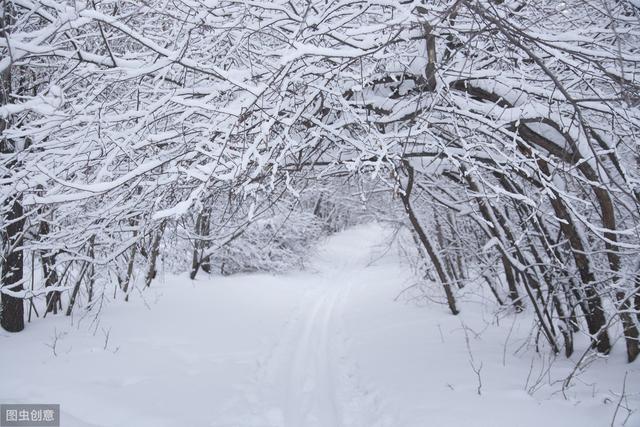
[[213, 211, 324, 275]]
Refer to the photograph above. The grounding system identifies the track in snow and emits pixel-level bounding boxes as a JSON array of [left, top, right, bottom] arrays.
[[282, 285, 343, 427], [246, 230, 391, 427]]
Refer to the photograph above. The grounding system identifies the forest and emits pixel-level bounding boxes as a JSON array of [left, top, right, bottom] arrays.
[[1, 1, 639, 426]]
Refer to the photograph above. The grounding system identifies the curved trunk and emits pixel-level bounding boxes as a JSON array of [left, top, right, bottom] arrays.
[[542, 175, 611, 354], [400, 163, 459, 315], [453, 76, 634, 360], [463, 172, 523, 311]]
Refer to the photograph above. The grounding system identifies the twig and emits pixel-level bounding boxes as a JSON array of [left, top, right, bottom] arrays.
[[611, 372, 628, 427], [462, 321, 483, 395]]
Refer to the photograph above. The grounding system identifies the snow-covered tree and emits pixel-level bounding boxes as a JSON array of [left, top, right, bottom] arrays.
[[1, 0, 639, 362]]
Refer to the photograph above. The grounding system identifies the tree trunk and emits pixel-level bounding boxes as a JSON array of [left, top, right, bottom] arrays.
[[200, 209, 211, 274], [635, 271, 640, 324], [447, 212, 467, 284], [122, 241, 138, 302], [546, 189, 611, 354], [399, 162, 459, 315], [1, 194, 25, 332], [121, 218, 140, 301], [87, 235, 95, 304], [463, 173, 523, 311], [616, 290, 639, 362], [0, 7, 25, 333], [190, 212, 203, 280], [482, 273, 504, 306], [577, 160, 638, 362], [191, 207, 212, 279], [66, 262, 89, 316], [39, 219, 60, 314], [145, 221, 166, 288]]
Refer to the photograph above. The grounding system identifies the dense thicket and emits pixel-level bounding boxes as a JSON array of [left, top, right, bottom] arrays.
[[1, 0, 639, 362]]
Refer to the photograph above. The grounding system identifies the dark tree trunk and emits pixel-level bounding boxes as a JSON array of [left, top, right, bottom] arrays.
[[546, 189, 611, 354], [463, 173, 523, 311], [501, 260, 523, 312], [534, 158, 612, 354], [39, 219, 60, 314], [1, 195, 25, 332], [122, 217, 140, 301], [615, 290, 639, 363], [200, 209, 211, 274], [635, 272, 640, 324], [0, 7, 25, 332], [87, 235, 95, 304], [434, 213, 462, 289], [42, 251, 60, 314], [447, 212, 467, 284], [190, 208, 212, 279], [190, 213, 203, 280], [145, 221, 166, 288], [122, 242, 138, 302], [399, 162, 459, 315], [452, 76, 631, 358], [482, 274, 504, 306], [491, 176, 566, 353], [422, 22, 437, 92], [576, 159, 638, 362], [66, 262, 89, 316]]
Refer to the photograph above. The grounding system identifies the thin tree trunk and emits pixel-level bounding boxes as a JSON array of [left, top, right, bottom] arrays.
[[635, 272, 640, 324], [190, 213, 203, 280], [482, 273, 504, 306], [447, 212, 467, 283], [122, 218, 140, 301], [39, 218, 60, 315], [145, 221, 166, 288], [66, 262, 89, 316], [434, 212, 458, 286], [491, 197, 562, 352], [400, 162, 459, 315], [422, 22, 437, 91], [200, 209, 211, 274], [529, 241, 573, 356], [87, 235, 95, 304], [463, 173, 523, 311], [548, 193, 611, 354], [123, 241, 138, 302]]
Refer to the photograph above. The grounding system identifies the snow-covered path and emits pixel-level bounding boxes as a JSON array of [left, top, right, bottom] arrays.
[[1, 225, 638, 427], [254, 280, 350, 427], [240, 229, 393, 427]]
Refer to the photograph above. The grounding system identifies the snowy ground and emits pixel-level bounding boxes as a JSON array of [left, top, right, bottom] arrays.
[[1, 224, 638, 427]]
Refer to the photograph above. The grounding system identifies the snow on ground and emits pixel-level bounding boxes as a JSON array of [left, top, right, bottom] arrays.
[[1, 224, 638, 427]]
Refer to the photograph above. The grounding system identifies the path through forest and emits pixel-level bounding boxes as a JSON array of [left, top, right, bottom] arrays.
[[1, 224, 637, 427]]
